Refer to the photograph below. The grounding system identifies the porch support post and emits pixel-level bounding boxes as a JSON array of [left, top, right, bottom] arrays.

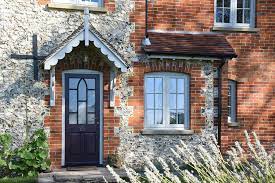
[[110, 68, 117, 107], [50, 66, 56, 107]]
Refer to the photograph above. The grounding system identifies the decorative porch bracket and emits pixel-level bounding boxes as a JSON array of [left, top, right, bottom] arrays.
[[110, 68, 117, 107], [50, 66, 56, 107]]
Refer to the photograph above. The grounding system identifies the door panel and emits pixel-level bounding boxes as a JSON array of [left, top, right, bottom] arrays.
[[65, 74, 100, 166]]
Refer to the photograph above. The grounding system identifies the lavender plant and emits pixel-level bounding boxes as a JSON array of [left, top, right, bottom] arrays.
[[107, 131, 275, 183]]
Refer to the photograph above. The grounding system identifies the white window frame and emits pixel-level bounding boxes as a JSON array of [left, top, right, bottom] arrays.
[[51, 0, 103, 7], [228, 80, 237, 123], [144, 72, 190, 130], [214, 0, 256, 28]]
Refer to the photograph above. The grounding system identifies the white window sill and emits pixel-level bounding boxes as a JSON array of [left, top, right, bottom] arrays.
[[228, 122, 240, 127], [141, 129, 194, 135], [212, 27, 259, 33], [47, 3, 107, 13]]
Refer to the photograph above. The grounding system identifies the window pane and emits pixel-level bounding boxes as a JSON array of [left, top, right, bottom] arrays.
[[224, 8, 230, 23], [217, 0, 223, 7], [146, 78, 154, 93], [69, 78, 79, 89], [177, 94, 185, 109], [78, 102, 87, 124], [224, 0, 231, 7], [69, 90, 77, 112], [155, 78, 163, 93], [237, 0, 243, 8], [216, 8, 223, 23], [244, 0, 250, 8], [237, 9, 243, 23], [69, 113, 77, 124], [88, 90, 95, 112], [155, 110, 163, 124], [244, 9, 250, 23], [177, 79, 185, 93], [155, 94, 163, 109], [169, 94, 177, 109], [169, 78, 177, 93], [169, 110, 177, 124], [146, 110, 154, 124], [178, 110, 185, 124], [86, 79, 95, 89], [78, 80, 87, 101], [146, 94, 154, 109], [87, 113, 95, 124]]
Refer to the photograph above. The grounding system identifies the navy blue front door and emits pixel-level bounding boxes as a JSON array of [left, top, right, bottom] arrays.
[[65, 74, 100, 166]]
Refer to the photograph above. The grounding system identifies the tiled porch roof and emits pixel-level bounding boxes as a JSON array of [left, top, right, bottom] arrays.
[[144, 32, 237, 59]]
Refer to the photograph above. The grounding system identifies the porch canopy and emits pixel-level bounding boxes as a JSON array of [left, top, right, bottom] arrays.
[[144, 31, 237, 59], [42, 10, 129, 107]]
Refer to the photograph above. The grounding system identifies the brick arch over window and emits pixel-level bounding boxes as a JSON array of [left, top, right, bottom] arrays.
[[128, 61, 209, 134]]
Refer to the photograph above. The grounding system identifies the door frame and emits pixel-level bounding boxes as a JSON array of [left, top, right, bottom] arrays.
[[61, 69, 103, 166]]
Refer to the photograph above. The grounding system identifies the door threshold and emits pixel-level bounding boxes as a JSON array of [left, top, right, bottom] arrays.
[[66, 166, 98, 171]]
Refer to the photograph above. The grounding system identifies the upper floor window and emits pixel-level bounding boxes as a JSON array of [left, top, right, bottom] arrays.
[[215, 0, 255, 28], [228, 80, 237, 123], [144, 73, 190, 129], [51, 0, 102, 7]]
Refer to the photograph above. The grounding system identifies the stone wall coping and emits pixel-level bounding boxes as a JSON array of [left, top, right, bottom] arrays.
[[141, 129, 194, 135], [47, 3, 107, 13], [212, 27, 259, 33]]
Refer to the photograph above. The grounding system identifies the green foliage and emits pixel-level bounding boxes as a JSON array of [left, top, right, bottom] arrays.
[[0, 176, 37, 183], [0, 129, 50, 178]]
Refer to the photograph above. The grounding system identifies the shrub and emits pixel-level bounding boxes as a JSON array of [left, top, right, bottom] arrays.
[[0, 129, 50, 178], [107, 131, 275, 183]]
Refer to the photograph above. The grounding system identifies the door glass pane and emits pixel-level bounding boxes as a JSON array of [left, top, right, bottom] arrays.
[[177, 79, 185, 93], [177, 94, 185, 109], [69, 78, 79, 89], [155, 94, 163, 109], [146, 78, 154, 93], [146, 94, 154, 109], [169, 94, 177, 109], [178, 110, 185, 124], [78, 102, 87, 124], [69, 113, 77, 124], [69, 90, 77, 112], [78, 79, 87, 101], [169, 110, 177, 124], [155, 78, 163, 93], [88, 90, 95, 112], [146, 110, 154, 124], [155, 110, 163, 124], [86, 79, 95, 89], [169, 78, 177, 93], [88, 113, 95, 124]]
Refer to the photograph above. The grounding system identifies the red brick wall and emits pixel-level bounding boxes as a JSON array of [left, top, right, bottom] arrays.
[[128, 61, 208, 133], [131, 1, 275, 150], [43, 45, 120, 169]]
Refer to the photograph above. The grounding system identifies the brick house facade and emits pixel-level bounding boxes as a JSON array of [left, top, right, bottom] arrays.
[[0, 0, 274, 170]]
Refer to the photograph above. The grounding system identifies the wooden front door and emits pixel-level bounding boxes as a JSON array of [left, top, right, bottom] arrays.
[[65, 74, 100, 166]]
